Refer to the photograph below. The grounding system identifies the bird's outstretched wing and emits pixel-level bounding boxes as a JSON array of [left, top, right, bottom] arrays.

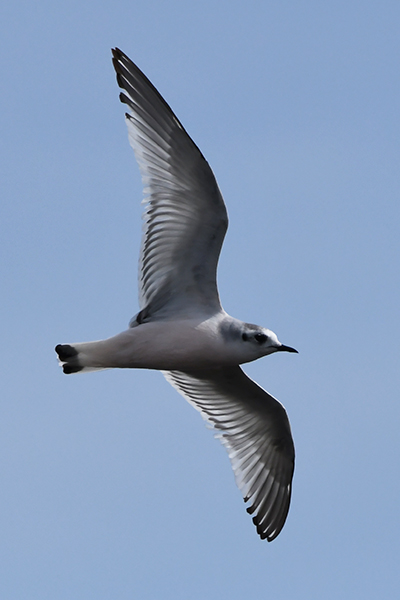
[[112, 49, 228, 323], [163, 366, 295, 541]]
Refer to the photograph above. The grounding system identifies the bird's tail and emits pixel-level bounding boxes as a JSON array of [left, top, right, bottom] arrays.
[[55, 343, 108, 374]]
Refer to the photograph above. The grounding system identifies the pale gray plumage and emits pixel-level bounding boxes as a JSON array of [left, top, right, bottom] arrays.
[[113, 50, 227, 320], [164, 367, 294, 541], [55, 48, 297, 542]]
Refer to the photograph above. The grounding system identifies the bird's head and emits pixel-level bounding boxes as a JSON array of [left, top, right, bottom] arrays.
[[239, 323, 298, 360]]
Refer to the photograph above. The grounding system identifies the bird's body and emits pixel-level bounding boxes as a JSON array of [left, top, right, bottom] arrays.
[[58, 313, 290, 372], [56, 48, 298, 541]]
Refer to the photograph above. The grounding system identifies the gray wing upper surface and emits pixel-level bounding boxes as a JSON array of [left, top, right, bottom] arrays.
[[112, 49, 228, 321], [163, 366, 295, 541]]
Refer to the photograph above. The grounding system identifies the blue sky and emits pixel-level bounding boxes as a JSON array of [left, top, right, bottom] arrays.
[[2, 1, 400, 598]]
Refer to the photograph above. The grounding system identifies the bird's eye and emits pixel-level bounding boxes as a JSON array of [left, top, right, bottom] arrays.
[[242, 333, 248, 341], [254, 333, 267, 344]]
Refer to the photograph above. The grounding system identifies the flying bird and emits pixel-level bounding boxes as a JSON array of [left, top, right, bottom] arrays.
[[56, 48, 298, 541]]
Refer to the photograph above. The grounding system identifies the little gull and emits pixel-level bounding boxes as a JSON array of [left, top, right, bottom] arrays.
[[56, 48, 298, 542]]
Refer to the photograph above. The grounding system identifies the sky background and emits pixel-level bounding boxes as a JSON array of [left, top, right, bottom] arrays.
[[1, 1, 400, 598]]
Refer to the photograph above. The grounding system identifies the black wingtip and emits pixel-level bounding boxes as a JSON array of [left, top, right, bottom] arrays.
[[112, 47, 123, 59], [111, 47, 125, 65]]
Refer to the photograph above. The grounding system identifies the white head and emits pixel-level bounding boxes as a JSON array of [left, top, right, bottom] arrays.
[[219, 319, 298, 363], [241, 323, 297, 357]]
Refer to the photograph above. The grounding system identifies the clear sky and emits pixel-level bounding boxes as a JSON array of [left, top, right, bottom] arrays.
[[2, 1, 400, 598]]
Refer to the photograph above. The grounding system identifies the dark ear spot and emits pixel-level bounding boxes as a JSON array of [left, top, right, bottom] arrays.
[[242, 333, 248, 341]]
